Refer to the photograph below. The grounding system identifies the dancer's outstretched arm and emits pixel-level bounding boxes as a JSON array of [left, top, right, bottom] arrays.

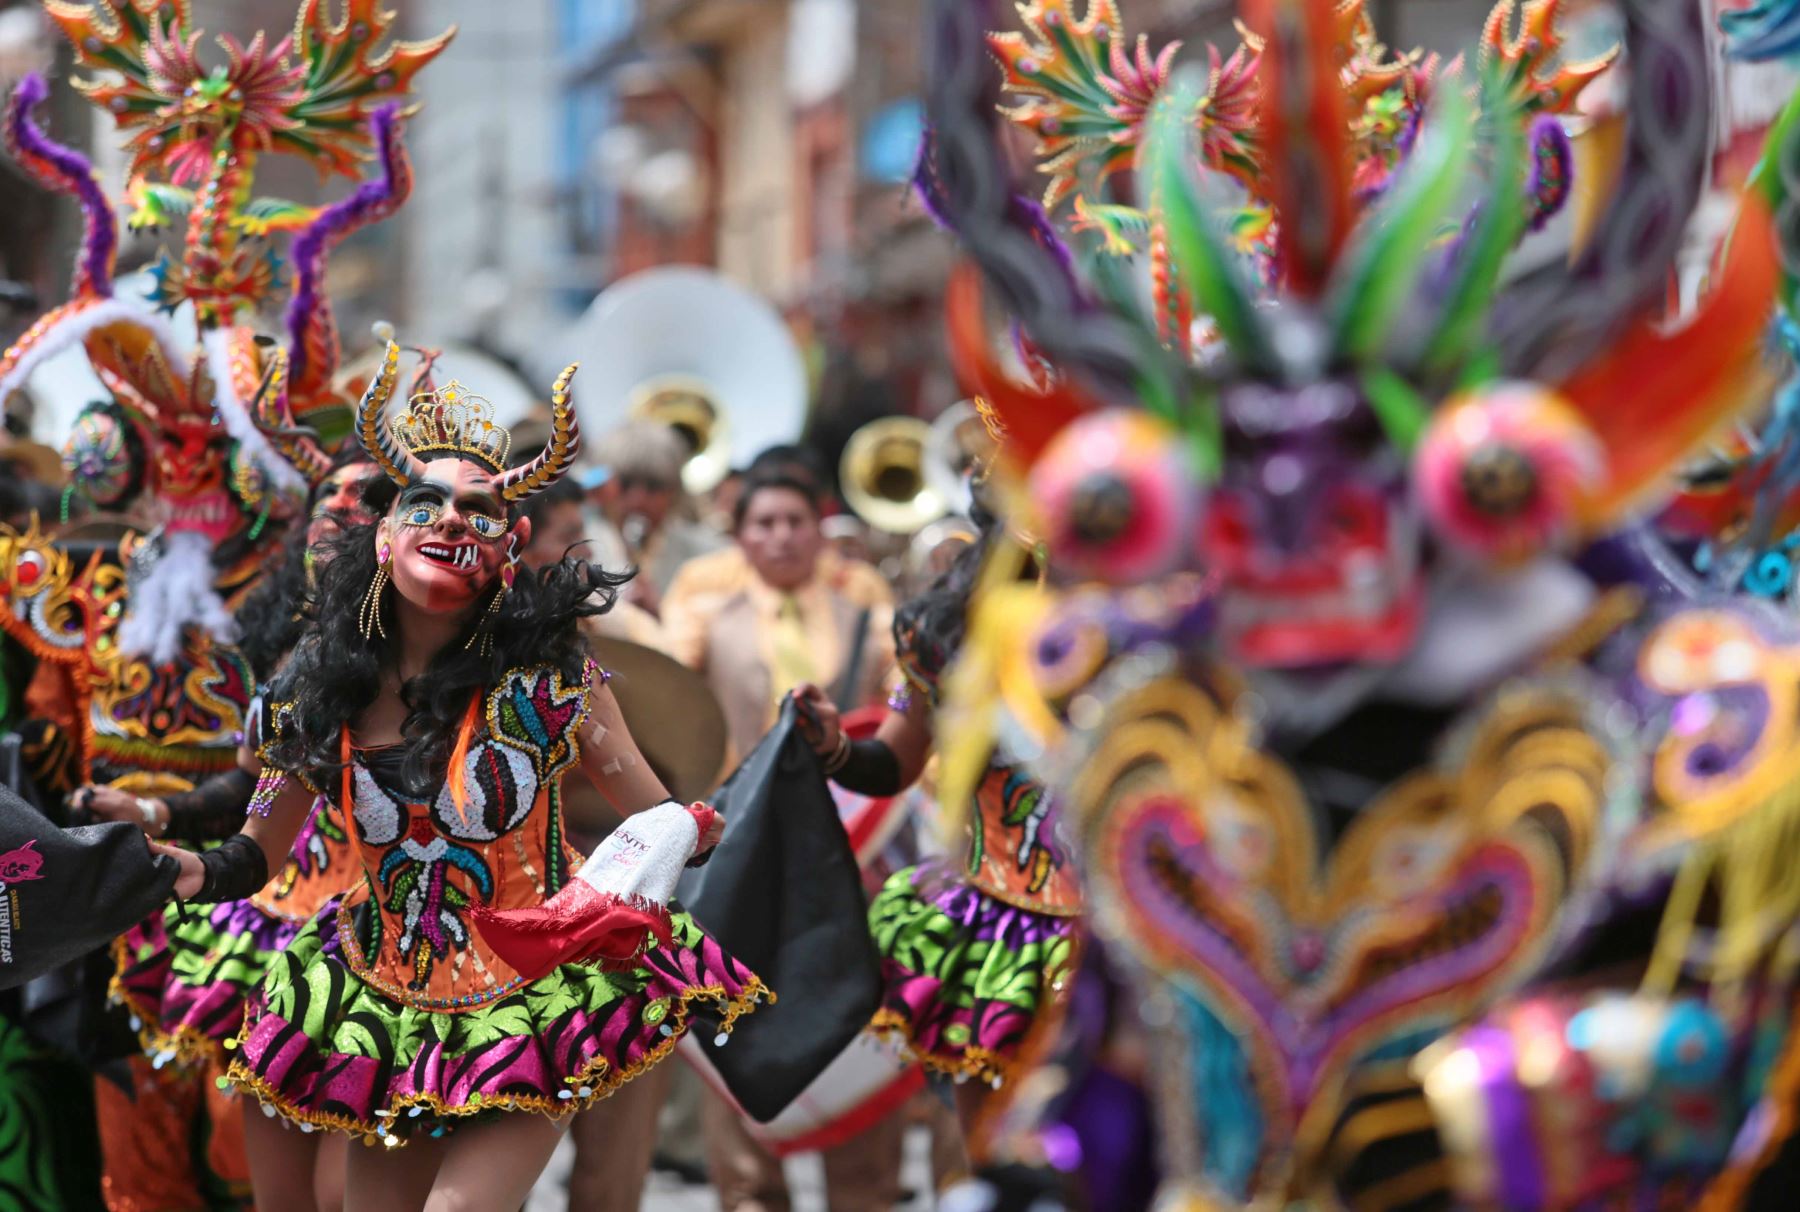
[[152, 773, 315, 901]]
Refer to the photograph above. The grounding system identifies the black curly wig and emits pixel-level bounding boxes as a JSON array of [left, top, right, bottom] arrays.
[[892, 503, 1022, 687], [263, 463, 631, 792], [230, 521, 312, 682]]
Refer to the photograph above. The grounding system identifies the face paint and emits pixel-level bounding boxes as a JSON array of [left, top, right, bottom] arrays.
[[384, 459, 522, 617], [306, 461, 376, 548]]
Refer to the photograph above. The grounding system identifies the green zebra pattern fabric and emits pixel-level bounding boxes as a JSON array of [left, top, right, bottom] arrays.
[[866, 866, 1075, 1084]]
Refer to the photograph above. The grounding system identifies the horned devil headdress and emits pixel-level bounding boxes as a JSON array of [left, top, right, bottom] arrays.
[[353, 340, 582, 500], [0, 0, 452, 665], [914, 0, 1792, 1204]]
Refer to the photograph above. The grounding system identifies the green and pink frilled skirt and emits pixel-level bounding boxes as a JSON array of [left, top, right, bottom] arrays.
[[867, 865, 1077, 1086], [223, 895, 768, 1143], [112, 797, 353, 1068]]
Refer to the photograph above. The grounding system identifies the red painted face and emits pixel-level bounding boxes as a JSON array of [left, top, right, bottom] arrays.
[[379, 459, 529, 617], [156, 416, 235, 541], [306, 461, 376, 548]]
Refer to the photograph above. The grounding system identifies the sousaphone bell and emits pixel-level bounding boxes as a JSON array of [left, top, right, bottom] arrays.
[[840, 416, 944, 535], [565, 267, 808, 494]]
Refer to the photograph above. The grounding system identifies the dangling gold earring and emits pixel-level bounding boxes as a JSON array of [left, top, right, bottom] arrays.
[[361, 542, 392, 640], [467, 541, 519, 656], [464, 585, 505, 656]]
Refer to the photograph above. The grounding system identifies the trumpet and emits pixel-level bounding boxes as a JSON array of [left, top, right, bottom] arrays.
[[923, 400, 992, 519]]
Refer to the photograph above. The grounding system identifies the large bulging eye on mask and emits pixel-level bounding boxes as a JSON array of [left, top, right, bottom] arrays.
[[1030, 410, 1202, 584], [1414, 383, 1603, 563], [467, 512, 507, 539], [61, 403, 144, 509], [400, 500, 442, 529]]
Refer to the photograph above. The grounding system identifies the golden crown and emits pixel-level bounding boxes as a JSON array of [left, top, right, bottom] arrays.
[[388, 381, 512, 473]]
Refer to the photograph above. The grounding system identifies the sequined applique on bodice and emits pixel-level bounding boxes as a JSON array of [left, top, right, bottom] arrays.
[[323, 662, 593, 1010], [966, 762, 1081, 915], [897, 633, 1082, 915], [249, 795, 356, 923]]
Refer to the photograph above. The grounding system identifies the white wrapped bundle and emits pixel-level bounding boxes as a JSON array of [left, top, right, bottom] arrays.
[[470, 800, 714, 980]]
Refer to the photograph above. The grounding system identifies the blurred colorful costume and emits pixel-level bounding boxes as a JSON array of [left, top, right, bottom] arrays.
[[0, 0, 450, 1205], [861, 584, 1081, 1087], [223, 348, 766, 1143], [918, 0, 1800, 1207]]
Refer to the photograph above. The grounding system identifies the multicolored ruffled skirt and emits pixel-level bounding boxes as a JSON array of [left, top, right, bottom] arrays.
[[224, 895, 768, 1143], [112, 900, 306, 1069], [867, 864, 1077, 1085]]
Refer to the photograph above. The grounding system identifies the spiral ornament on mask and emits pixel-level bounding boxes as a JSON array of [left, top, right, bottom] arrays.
[[495, 361, 582, 502], [357, 340, 425, 488]]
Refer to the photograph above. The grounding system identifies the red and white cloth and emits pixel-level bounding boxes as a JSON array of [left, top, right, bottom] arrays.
[[471, 800, 716, 980]]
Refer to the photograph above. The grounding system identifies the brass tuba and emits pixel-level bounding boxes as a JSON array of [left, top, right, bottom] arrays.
[[840, 399, 997, 535], [562, 267, 808, 495], [839, 416, 946, 535]]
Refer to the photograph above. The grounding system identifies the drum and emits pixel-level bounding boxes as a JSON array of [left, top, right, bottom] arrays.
[[682, 1033, 923, 1157]]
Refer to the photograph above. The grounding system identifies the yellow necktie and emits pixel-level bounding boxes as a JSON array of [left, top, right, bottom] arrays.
[[769, 593, 817, 710]]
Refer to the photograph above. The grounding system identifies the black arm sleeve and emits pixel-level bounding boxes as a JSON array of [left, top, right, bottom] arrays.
[[161, 768, 258, 844], [830, 739, 903, 798], [191, 833, 270, 904]]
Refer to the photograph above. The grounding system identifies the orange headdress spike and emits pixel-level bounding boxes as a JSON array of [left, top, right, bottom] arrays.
[[445, 690, 482, 823], [1244, 0, 1354, 296], [946, 265, 1096, 469], [1558, 191, 1779, 520]]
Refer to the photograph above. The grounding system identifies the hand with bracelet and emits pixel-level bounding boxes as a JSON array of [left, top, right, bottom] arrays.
[[791, 682, 930, 798], [792, 682, 848, 769], [69, 783, 168, 836]]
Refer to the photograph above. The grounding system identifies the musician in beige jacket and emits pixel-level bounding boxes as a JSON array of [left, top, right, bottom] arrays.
[[663, 466, 903, 1212], [663, 468, 894, 765]]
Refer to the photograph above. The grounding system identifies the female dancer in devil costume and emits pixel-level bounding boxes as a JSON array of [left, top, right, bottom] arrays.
[[797, 518, 1077, 1135], [154, 347, 763, 1210]]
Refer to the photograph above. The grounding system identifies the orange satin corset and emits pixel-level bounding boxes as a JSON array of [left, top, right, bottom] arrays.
[[964, 762, 1081, 917], [247, 796, 359, 924], [282, 662, 595, 1012]]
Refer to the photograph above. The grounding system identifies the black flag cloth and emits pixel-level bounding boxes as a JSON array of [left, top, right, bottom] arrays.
[[0, 785, 177, 990], [677, 697, 881, 1121]]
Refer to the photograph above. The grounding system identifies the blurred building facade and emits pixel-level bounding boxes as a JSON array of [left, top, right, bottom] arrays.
[[400, 0, 959, 474]]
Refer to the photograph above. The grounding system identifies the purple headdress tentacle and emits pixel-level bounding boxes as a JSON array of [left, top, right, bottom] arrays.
[[1487, 0, 1713, 382], [1524, 116, 1573, 233], [911, 121, 1080, 287], [283, 104, 412, 404], [922, 0, 1157, 400], [4, 73, 116, 301]]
